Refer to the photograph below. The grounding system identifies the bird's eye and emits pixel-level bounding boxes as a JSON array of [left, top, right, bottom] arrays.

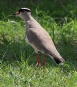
[[21, 10, 24, 12], [19, 9, 24, 13]]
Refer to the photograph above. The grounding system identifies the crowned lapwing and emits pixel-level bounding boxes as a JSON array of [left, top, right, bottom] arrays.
[[13, 8, 65, 67]]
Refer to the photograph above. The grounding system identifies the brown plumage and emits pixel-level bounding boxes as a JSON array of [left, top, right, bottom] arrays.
[[14, 8, 65, 66]]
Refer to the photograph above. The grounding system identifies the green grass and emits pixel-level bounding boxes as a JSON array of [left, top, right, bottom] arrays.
[[0, 0, 77, 87], [0, 62, 77, 87]]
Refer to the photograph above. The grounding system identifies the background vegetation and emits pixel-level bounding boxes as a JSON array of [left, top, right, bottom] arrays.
[[0, 0, 77, 87]]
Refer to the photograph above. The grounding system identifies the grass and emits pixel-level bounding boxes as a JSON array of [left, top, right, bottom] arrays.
[[0, 63, 77, 87], [0, 0, 77, 87]]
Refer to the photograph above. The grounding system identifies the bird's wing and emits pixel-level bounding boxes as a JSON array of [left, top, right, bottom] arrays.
[[26, 27, 62, 59]]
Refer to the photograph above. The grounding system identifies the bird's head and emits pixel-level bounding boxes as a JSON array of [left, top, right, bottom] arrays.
[[13, 8, 31, 19]]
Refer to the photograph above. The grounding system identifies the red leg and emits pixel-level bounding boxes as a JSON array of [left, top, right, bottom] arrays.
[[36, 53, 41, 67], [42, 54, 46, 68]]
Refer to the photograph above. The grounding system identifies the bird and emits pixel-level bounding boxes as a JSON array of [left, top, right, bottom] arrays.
[[13, 8, 65, 67]]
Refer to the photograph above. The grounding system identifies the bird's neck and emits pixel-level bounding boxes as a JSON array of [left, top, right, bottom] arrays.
[[24, 14, 32, 23]]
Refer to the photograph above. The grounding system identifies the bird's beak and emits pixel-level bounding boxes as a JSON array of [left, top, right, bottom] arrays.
[[13, 12, 20, 15], [8, 12, 20, 18]]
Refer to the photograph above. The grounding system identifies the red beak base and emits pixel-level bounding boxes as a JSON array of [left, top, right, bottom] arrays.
[[16, 12, 19, 15]]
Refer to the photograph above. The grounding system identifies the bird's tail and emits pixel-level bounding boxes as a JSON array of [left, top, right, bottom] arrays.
[[53, 57, 65, 65], [49, 55, 65, 65]]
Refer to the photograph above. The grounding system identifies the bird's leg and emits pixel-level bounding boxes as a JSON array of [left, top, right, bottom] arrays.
[[42, 54, 46, 68], [36, 53, 41, 67]]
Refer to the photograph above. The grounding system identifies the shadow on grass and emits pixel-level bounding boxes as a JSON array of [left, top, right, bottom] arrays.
[[0, 37, 34, 63]]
